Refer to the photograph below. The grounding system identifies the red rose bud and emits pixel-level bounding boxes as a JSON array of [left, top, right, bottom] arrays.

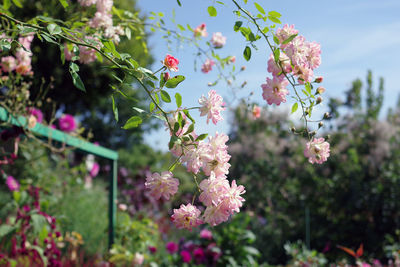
[[163, 72, 170, 81], [315, 76, 323, 83]]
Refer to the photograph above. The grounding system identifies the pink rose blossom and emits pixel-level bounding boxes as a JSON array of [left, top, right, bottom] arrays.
[[261, 76, 289, 106], [118, 203, 127, 211], [194, 23, 208, 38], [96, 0, 113, 13], [211, 32, 226, 48], [6, 176, 20, 191], [166, 242, 179, 254], [1, 56, 17, 73], [201, 58, 215, 74], [203, 204, 230, 226], [171, 203, 203, 231], [202, 133, 231, 178], [145, 171, 179, 200], [199, 229, 213, 240], [181, 142, 211, 174], [28, 108, 43, 123], [89, 12, 113, 29], [199, 173, 230, 206], [132, 252, 144, 266], [267, 53, 292, 77], [163, 54, 179, 72], [304, 137, 330, 164], [78, 0, 97, 6], [90, 162, 100, 177], [220, 180, 246, 213], [59, 114, 77, 133], [198, 90, 225, 125], [252, 105, 261, 119], [275, 24, 298, 45], [181, 250, 192, 263]]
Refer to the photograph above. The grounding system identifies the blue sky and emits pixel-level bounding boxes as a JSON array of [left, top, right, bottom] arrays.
[[137, 0, 400, 150]]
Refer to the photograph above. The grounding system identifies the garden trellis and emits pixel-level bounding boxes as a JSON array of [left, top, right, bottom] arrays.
[[0, 106, 118, 249]]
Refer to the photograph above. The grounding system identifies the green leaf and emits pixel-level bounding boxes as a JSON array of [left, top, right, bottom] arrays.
[[273, 35, 280, 45], [183, 124, 194, 135], [305, 82, 312, 94], [268, 11, 282, 18], [243, 46, 251, 61], [122, 116, 142, 129], [291, 102, 298, 113], [125, 27, 131, 40], [3, 0, 11, 10], [234, 21, 243, 32], [268, 16, 281, 24], [165, 75, 185, 88], [273, 48, 280, 63], [196, 133, 208, 141], [177, 24, 186, 31], [207, 6, 217, 17], [41, 33, 58, 45], [160, 90, 171, 103], [176, 0, 181, 6], [282, 34, 298, 45], [11, 0, 22, 8], [70, 72, 86, 92], [58, 0, 69, 8], [175, 93, 182, 108], [254, 2, 265, 14], [111, 95, 118, 122], [69, 62, 79, 72], [0, 225, 15, 238], [149, 102, 155, 112], [47, 24, 62, 35]]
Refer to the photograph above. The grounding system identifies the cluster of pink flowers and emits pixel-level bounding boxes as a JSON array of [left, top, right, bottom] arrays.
[[194, 23, 208, 38], [201, 58, 215, 74], [198, 90, 225, 125], [262, 24, 322, 105], [64, 37, 101, 64], [304, 137, 330, 164], [211, 32, 226, 48], [144, 171, 179, 200], [0, 35, 34, 76], [163, 54, 179, 72]]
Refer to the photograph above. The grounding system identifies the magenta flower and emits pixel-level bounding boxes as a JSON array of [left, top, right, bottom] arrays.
[[166, 242, 179, 254], [58, 114, 77, 133], [145, 171, 179, 201], [28, 108, 43, 123], [261, 76, 289, 106], [180, 250, 192, 263], [171, 203, 203, 231], [163, 54, 179, 72], [193, 247, 205, 263], [199, 229, 213, 240], [6, 176, 20, 191], [90, 162, 100, 177], [304, 137, 330, 164], [148, 246, 157, 253], [198, 90, 225, 125]]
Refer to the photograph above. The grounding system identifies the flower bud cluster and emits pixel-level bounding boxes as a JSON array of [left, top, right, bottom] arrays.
[[0, 34, 34, 76]]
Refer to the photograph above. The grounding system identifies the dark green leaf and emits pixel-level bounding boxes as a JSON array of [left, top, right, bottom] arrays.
[[122, 116, 142, 129], [173, 122, 180, 134], [47, 24, 62, 35], [71, 72, 86, 92], [273, 35, 280, 45], [165, 75, 185, 88], [176, 0, 181, 6], [111, 95, 118, 122], [183, 124, 194, 135], [234, 21, 243, 32], [160, 90, 171, 103], [196, 133, 208, 141], [69, 62, 79, 72], [0, 225, 15, 237], [175, 93, 182, 108], [207, 6, 217, 17], [243, 46, 251, 61]]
